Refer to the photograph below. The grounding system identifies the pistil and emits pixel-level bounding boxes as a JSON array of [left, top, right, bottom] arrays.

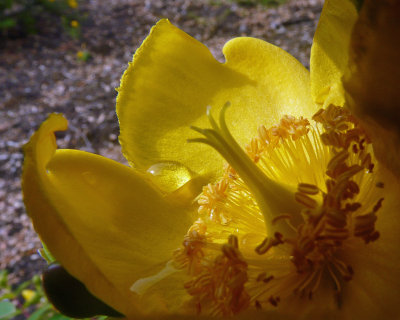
[[177, 103, 385, 316], [189, 103, 304, 235]]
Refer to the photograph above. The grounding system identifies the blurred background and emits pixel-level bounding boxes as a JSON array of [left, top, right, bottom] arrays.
[[0, 0, 322, 318]]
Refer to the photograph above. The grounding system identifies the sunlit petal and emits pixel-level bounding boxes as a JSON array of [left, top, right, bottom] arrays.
[[310, 0, 357, 106], [117, 19, 316, 185], [22, 114, 193, 316]]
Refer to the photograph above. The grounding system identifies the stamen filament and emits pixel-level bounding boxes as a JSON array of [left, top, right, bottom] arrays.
[[188, 103, 303, 235], [175, 104, 384, 316]]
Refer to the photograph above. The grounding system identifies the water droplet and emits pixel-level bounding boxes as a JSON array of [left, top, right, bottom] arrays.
[[82, 171, 96, 186], [147, 161, 194, 193]]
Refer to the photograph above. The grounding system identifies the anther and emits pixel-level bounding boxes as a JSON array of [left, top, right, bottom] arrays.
[[222, 244, 239, 261], [337, 165, 363, 181], [347, 181, 360, 195], [295, 192, 318, 209], [228, 234, 239, 249], [327, 150, 349, 173], [354, 213, 377, 236], [373, 198, 384, 212], [326, 210, 347, 228], [361, 153, 372, 170], [345, 202, 362, 212], [298, 183, 319, 195], [268, 296, 280, 307], [376, 182, 384, 188], [255, 234, 283, 255]]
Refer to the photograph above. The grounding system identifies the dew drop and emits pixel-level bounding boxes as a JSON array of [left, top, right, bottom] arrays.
[[147, 161, 194, 193]]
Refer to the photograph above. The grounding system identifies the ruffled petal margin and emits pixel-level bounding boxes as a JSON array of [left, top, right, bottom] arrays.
[[117, 19, 316, 185]]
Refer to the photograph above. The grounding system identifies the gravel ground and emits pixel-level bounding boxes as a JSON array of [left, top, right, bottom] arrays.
[[0, 0, 323, 285]]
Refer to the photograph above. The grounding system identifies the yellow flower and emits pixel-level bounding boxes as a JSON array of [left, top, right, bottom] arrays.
[[76, 50, 84, 59], [67, 0, 78, 9], [22, 0, 400, 319], [22, 289, 36, 303], [70, 20, 79, 28]]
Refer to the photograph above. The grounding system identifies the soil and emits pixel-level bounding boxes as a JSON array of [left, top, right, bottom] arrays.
[[0, 0, 323, 285]]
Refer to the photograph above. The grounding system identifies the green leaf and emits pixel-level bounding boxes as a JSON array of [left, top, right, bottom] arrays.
[[0, 293, 15, 301], [0, 18, 16, 29], [47, 314, 73, 320], [0, 270, 9, 288], [38, 243, 56, 264], [0, 301, 16, 319], [27, 304, 52, 320], [14, 280, 32, 296]]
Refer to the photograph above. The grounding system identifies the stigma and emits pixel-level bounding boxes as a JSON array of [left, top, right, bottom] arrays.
[[174, 103, 384, 316]]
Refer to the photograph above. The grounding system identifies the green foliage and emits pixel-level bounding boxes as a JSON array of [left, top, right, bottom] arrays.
[[0, 0, 81, 38], [38, 243, 56, 265], [0, 269, 107, 320]]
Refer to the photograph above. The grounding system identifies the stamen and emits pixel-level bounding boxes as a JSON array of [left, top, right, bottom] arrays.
[[295, 192, 318, 209], [184, 235, 250, 316], [297, 183, 320, 195], [255, 233, 284, 255], [189, 103, 302, 234], [177, 103, 385, 316], [173, 219, 207, 274], [198, 179, 230, 224]]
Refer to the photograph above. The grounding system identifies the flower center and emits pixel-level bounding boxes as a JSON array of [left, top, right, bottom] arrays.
[[174, 103, 384, 316]]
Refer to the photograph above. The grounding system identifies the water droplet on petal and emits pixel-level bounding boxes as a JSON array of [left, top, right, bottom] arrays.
[[147, 161, 194, 193]]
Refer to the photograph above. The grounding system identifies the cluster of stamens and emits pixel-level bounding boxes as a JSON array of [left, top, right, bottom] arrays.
[[173, 219, 208, 275], [198, 179, 230, 224], [172, 103, 384, 316], [183, 235, 250, 316], [246, 115, 310, 164]]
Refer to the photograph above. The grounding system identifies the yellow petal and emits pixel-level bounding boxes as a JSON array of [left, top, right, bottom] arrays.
[[130, 262, 191, 315], [310, 0, 358, 106], [117, 19, 316, 184], [340, 168, 400, 319], [22, 114, 192, 317], [343, 0, 400, 177]]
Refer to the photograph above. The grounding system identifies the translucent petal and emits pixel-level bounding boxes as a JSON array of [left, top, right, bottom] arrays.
[[22, 114, 192, 317], [340, 168, 400, 319], [130, 262, 191, 315], [343, 0, 400, 177], [117, 19, 316, 184], [310, 0, 357, 106]]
